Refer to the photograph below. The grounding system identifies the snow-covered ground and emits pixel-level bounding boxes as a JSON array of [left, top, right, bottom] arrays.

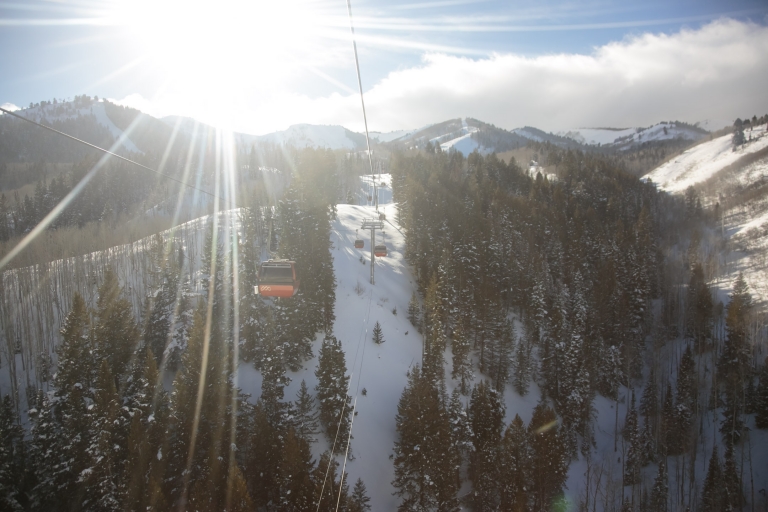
[[645, 125, 768, 193], [559, 127, 636, 145]]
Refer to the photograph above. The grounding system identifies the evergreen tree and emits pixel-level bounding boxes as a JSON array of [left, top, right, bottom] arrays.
[[276, 428, 315, 512], [407, 292, 422, 333], [312, 451, 348, 512], [293, 379, 320, 442], [719, 274, 752, 447], [528, 402, 568, 511], [28, 391, 60, 511], [512, 323, 533, 396], [623, 393, 642, 485], [392, 366, 460, 512], [700, 445, 722, 512], [660, 384, 675, 456], [447, 389, 471, 455], [498, 414, 529, 512], [722, 445, 743, 511], [469, 380, 505, 511], [348, 478, 371, 512], [649, 459, 668, 512], [316, 335, 352, 450], [94, 268, 140, 383], [81, 360, 122, 511], [372, 321, 385, 344], [451, 322, 473, 395], [672, 345, 696, 455], [0, 395, 24, 512]]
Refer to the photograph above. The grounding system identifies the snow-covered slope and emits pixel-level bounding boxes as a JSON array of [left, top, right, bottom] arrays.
[[257, 123, 365, 150], [561, 122, 708, 149], [644, 124, 768, 193], [14, 100, 141, 153]]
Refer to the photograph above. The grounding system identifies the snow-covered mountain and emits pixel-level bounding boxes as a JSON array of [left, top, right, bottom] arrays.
[[561, 121, 708, 149]]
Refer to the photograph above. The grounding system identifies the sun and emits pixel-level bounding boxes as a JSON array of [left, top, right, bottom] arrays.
[[109, 0, 347, 128]]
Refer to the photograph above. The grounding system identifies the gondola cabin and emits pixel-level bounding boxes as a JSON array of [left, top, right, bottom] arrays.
[[374, 244, 387, 257], [354, 239, 364, 249], [257, 260, 299, 298]]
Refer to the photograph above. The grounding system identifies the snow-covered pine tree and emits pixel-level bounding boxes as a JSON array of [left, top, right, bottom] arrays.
[[94, 268, 141, 383], [0, 395, 24, 512], [528, 402, 568, 511], [469, 380, 505, 510], [276, 428, 315, 512], [371, 321, 385, 344], [80, 359, 122, 511], [700, 445, 722, 512], [718, 273, 752, 447], [407, 291, 422, 332], [671, 344, 696, 455], [623, 393, 642, 485], [392, 365, 459, 512], [312, 451, 349, 511], [315, 335, 352, 450], [649, 459, 668, 512], [451, 321, 473, 395], [498, 414, 529, 511], [293, 379, 320, 442], [512, 322, 533, 396], [348, 478, 372, 512], [722, 444, 744, 510]]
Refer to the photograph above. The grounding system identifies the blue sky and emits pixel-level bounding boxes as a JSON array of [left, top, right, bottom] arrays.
[[1, 0, 767, 134]]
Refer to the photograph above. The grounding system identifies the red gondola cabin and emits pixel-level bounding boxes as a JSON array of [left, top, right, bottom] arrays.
[[354, 239, 364, 249], [374, 244, 387, 257], [257, 260, 299, 298]]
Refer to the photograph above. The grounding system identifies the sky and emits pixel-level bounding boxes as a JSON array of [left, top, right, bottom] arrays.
[[1, 0, 767, 135]]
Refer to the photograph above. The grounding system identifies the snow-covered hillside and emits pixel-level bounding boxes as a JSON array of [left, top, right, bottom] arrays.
[[561, 122, 708, 149], [256, 123, 365, 150], [12, 99, 142, 153], [644, 124, 768, 193]]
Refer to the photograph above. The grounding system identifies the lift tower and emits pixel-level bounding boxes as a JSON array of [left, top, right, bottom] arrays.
[[361, 217, 384, 285]]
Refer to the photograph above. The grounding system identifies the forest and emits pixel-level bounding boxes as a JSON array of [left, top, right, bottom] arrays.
[[0, 135, 767, 512]]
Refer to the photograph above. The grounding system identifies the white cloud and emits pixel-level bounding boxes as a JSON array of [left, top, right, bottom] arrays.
[[122, 18, 768, 134]]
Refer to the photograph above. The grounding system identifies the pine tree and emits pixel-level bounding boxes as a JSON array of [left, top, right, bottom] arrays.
[[81, 359, 122, 511], [639, 368, 658, 436], [392, 366, 460, 512], [0, 395, 24, 512], [316, 335, 352, 451], [722, 444, 743, 511], [469, 380, 505, 511], [498, 414, 529, 512], [672, 345, 696, 455], [447, 388, 471, 454], [624, 393, 642, 485], [293, 379, 320, 442], [348, 478, 371, 512], [28, 391, 60, 510], [528, 402, 568, 511], [649, 459, 668, 512], [312, 451, 348, 512], [372, 321, 385, 344], [407, 291, 422, 333], [512, 323, 533, 396], [451, 322, 473, 395], [700, 445, 722, 512], [276, 428, 315, 512], [659, 383, 675, 456], [94, 268, 140, 382], [226, 465, 254, 512]]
